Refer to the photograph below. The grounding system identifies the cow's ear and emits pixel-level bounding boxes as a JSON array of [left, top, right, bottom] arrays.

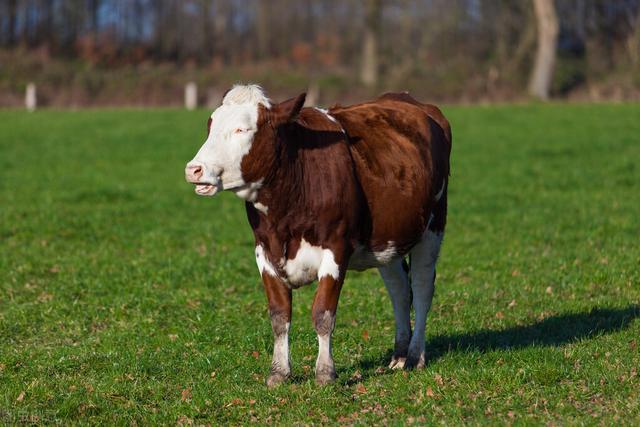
[[273, 93, 306, 124]]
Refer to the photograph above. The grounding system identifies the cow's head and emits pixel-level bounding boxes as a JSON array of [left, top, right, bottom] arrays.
[[185, 84, 305, 201]]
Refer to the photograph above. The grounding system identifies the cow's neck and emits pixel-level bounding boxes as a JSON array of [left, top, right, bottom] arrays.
[[256, 128, 327, 217]]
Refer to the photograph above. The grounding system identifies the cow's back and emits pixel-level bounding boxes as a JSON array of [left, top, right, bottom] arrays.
[[330, 93, 451, 256]]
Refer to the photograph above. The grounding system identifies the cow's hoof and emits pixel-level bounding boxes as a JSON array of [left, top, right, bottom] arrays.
[[266, 372, 289, 388], [404, 351, 426, 370], [315, 367, 337, 385], [388, 356, 406, 370]]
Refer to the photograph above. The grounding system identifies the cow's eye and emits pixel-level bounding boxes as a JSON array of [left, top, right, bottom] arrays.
[[234, 128, 248, 134]]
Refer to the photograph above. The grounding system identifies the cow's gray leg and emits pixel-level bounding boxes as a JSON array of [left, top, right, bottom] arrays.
[[312, 274, 344, 385], [378, 258, 412, 369], [406, 229, 443, 369], [262, 274, 292, 387]]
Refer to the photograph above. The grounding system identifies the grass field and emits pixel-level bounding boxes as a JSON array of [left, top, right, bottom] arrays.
[[1, 103, 639, 425]]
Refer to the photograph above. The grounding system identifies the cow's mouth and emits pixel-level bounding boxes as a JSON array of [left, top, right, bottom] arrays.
[[194, 183, 219, 196]]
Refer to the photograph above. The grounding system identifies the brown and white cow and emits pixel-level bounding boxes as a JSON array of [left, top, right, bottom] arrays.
[[185, 85, 451, 386]]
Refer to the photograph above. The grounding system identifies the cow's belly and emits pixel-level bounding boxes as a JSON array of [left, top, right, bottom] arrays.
[[257, 239, 416, 286]]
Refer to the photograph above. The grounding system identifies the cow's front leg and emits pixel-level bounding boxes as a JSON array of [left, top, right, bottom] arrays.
[[312, 272, 344, 385], [262, 273, 292, 387]]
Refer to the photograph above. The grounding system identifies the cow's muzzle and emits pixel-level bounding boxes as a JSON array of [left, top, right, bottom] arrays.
[[185, 162, 221, 196], [185, 163, 203, 182]]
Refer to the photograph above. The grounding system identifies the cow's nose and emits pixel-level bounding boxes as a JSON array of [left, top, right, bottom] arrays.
[[185, 164, 203, 182]]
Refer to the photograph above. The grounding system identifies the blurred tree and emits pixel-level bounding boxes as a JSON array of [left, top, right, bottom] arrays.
[[88, 0, 100, 35], [201, 0, 213, 59], [529, 0, 559, 99], [256, 0, 270, 60], [7, 0, 17, 46], [630, 7, 640, 65]]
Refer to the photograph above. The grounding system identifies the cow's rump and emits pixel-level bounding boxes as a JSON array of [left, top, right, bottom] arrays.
[[330, 93, 451, 261]]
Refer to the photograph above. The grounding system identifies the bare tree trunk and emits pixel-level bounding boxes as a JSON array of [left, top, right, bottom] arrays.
[[20, 0, 30, 44], [528, 0, 559, 100], [134, 0, 145, 41], [213, 0, 230, 61], [627, 8, 640, 66], [202, 0, 213, 61], [361, 0, 382, 87], [507, 6, 536, 77], [40, 0, 54, 47], [89, 0, 100, 35]]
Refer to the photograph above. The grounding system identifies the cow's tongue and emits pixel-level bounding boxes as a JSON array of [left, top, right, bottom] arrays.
[[195, 184, 217, 196]]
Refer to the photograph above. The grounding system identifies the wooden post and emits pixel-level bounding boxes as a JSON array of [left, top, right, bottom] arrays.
[[185, 82, 198, 110], [26, 83, 37, 112]]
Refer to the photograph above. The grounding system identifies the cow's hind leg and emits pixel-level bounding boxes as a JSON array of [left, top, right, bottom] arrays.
[[406, 193, 447, 369], [406, 229, 442, 368], [378, 258, 412, 369]]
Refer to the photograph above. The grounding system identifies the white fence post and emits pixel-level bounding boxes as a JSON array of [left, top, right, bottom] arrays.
[[26, 83, 37, 112], [185, 82, 198, 110]]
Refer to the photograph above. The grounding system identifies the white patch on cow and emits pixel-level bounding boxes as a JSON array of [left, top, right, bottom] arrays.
[[187, 85, 270, 200], [233, 179, 263, 202], [272, 322, 290, 373], [318, 248, 340, 280], [315, 107, 338, 124], [316, 333, 332, 369], [253, 201, 269, 214], [348, 241, 399, 271], [316, 107, 346, 134], [283, 239, 339, 287], [434, 180, 446, 202], [374, 241, 398, 264], [255, 245, 277, 277]]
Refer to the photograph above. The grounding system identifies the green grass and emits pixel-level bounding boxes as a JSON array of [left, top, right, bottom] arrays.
[[1, 104, 639, 425]]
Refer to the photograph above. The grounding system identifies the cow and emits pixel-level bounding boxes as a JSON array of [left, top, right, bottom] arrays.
[[185, 84, 451, 386]]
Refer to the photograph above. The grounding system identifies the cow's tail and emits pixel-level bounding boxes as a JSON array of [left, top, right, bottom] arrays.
[[402, 257, 413, 308], [401, 258, 410, 275]]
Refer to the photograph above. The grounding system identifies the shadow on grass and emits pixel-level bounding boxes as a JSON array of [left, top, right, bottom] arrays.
[[350, 305, 639, 383]]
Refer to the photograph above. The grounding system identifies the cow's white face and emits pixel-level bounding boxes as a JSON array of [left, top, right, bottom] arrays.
[[185, 84, 306, 202], [185, 85, 271, 200]]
